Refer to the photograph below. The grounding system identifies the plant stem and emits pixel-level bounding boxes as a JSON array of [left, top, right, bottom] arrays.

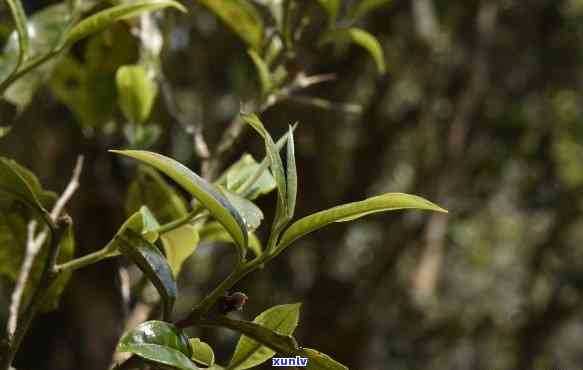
[[153, 206, 203, 235], [0, 217, 69, 370], [53, 241, 117, 274], [0, 50, 58, 94]]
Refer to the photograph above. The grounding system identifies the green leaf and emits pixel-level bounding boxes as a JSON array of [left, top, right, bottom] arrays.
[[2, 4, 72, 109], [278, 193, 447, 249], [189, 338, 215, 367], [222, 190, 264, 231], [348, 0, 392, 20], [301, 348, 347, 370], [111, 150, 248, 254], [316, 0, 340, 21], [161, 224, 200, 277], [116, 64, 158, 124], [126, 166, 189, 224], [320, 28, 386, 74], [199, 221, 263, 258], [228, 303, 301, 370], [41, 220, 75, 311], [193, 0, 263, 50], [285, 126, 297, 220], [64, 0, 187, 48], [121, 205, 161, 243], [247, 49, 272, 97], [218, 153, 276, 200], [242, 114, 288, 231], [0, 158, 51, 225], [117, 320, 197, 370], [117, 230, 177, 319], [202, 315, 299, 358], [6, 0, 29, 71], [0, 126, 12, 138]]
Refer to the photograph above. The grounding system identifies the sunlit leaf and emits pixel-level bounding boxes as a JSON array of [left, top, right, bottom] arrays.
[[193, 0, 263, 50], [218, 153, 276, 200], [161, 224, 200, 277], [301, 348, 347, 370], [117, 320, 196, 370], [0, 126, 12, 138], [278, 193, 447, 250], [285, 126, 297, 220], [320, 28, 386, 74], [247, 49, 272, 97], [111, 150, 248, 255], [116, 64, 158, 125], [117, 230, 177, 319], [242, 114, 288, 231], [222, 190, 264, 231], [64, 0, 186, 48], [189, 338, 215, 367], [228, 303, 301, 370]]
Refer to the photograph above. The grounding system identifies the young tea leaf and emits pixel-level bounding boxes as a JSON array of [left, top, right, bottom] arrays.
[[192, 0, 263, 50], [228, 303, 301, 370], [199, 221, 263, 258], [218, 153, 276, 200], [320, 28, 386, 74], [160, 224, 200, 277], [301, 348, 348, 370], [189, 338, 215, 367], [111, 150, 248, 255], [285, 126, 297, 220], [222, 189, 264, 231], [242, 114, 288, 231], [116, 64, 158, 125], [277, 193, 447, 250]]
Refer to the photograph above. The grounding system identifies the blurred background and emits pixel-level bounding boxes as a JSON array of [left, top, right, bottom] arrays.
[[2, 0, 583, 369]]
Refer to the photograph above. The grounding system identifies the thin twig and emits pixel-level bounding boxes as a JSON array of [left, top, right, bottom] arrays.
[[2, 157, 83, 370]]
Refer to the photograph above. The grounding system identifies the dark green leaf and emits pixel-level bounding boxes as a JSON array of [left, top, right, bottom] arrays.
[[278, 193, 447, 250], [0, 158, 51, 225], [116, 64, 158, 125], [117, 230, 177, 319], [117, 320, 197, 370], [320, 28, 386, 74], [189, 338, 215, 367], [111, 150, 248, 256], [64, 0, 187, 48], [193, 0, 263, 50], [228, 303, 301, 370]]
